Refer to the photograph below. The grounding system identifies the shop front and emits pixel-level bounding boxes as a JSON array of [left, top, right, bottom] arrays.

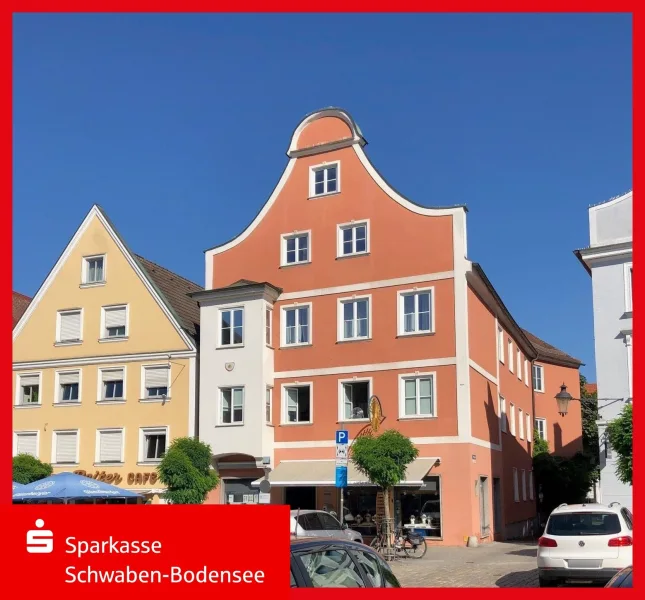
[[72, 468, 165, 503]]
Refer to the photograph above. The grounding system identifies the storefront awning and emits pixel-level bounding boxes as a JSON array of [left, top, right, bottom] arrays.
[[252, 457, 439, 487]]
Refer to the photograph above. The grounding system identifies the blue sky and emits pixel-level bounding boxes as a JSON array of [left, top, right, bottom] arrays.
[[13, 13, 632, 380]]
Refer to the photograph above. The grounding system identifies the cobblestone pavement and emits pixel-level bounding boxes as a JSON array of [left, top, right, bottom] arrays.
[[389, 541, 540, 587]]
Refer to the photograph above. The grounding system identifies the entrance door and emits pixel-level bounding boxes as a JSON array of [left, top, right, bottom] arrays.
[[492, 478, 502, 537], [285, 486, 316, 510], [479, 477, 490, 538]]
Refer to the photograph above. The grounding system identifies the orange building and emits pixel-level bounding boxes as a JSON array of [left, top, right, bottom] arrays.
[[194, 108, 582, 545]]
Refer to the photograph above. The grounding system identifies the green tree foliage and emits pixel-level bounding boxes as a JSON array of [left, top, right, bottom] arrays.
[[157, 437, 219, 504], [580, 374, 599, 463], [606, 403, 632, 486], [13, 454, 53, 484], [532, 431, 550, 457]]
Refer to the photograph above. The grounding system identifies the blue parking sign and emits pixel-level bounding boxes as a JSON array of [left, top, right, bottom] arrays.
[[335, 430, 349, 445]]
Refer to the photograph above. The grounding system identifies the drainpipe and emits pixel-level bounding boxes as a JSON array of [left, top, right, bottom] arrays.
[[194, 327, 200, 439]]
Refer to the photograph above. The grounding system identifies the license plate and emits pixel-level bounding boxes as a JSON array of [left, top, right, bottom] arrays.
[[567, 559, 602, 569]]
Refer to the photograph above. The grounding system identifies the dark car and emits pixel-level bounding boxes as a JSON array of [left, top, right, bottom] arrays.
[[290, 537, 402, 588], [605, 566, 632, 588]]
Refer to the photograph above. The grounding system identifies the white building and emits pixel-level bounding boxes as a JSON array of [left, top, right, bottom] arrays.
[[575, 190, 632, 510]]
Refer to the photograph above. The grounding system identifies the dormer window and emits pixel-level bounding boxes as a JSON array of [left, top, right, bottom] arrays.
[[281, 232, 310, 266], [82, 254, 106, 285], [310, 163, 340, 197]]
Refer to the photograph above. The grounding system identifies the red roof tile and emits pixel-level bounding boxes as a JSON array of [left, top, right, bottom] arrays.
[[12, 291, 31, 327]]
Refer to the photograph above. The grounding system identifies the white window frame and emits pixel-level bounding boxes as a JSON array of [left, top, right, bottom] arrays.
[[625, 333, 633, 398], [499, 396, 507, 432], [265, 306, 272, 347], [99, 304, 129, 341], [138, 426, 169, 464], [624, 262, 633, 313], [336, 219, 370, 258], [51, 429, 80, 465], [518, 408, 524, 440], [14, 372, 43, 407], [281, 382, 313, 425], [280, 230, 312, 267], [508, 339, 514, 373], [13, 430, 40, 458], [535, 417, 547, 441], [517, 350, 522, 380], [55, 308, 83, 344], [509, 402, 516, 436], [533, 364, 545, 393], [95, 427, 125, 464], [281, 302, 313, 347], [397, 287, 435, 336], [81, 253, 107, 286], [338, 377, 373, 422], [54, 370, 82, 405], [521, 469, 527, 501], [398, 372, 437, 419], [513, 468, 519, 502], [529, 471, 534, 500], [140, 364, 171, 401], [498, 326, 505, 363], [524, 359, 529, 386], [96, 366, 127, 403], [309, 161, 340, 198], [218, 305, 244, 348], [337, 295, 372, 342], [526, 413, 532, 443], [218, 386, 245, 426], [265, 386, 273, 425]]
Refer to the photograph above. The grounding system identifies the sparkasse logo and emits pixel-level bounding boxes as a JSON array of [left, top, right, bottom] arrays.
[[27, 519, 54, 553]]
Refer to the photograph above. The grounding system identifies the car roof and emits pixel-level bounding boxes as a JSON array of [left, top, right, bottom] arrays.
[[290, 509, 330, 516], [290, 536, 375, 553], [550, 503, 623, 515]]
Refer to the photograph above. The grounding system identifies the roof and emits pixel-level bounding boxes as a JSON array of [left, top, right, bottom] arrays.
[[585, 382, 597, 395], [522, 329, 584, 369], [550, 503, 621, 515], [134, 255, 202, 338], [12, 292, 31, 327], [290, 537, 372, 551]]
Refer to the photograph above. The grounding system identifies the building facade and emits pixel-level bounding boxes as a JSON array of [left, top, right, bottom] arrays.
[[575, 190, 633, 510], [195, 108, 583, 544], [12, 205, 201, 502]]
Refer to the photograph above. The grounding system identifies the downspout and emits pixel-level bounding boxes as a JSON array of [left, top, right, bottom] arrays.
[[194, 326, 200, 439]]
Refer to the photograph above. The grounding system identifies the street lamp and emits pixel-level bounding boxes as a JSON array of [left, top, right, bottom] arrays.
[[555, 383, 575, 416]]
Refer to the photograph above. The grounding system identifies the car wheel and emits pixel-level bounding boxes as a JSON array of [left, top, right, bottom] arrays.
[[539, 577, 558, 587]]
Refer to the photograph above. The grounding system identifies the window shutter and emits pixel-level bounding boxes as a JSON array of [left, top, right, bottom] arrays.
[[60, 312, 81, 340], [55, 432, 77, 463], [99, 430, 123, 462], [58, 371, 79, 385], [102, 369, 124, 383], [105, 307, 127, 328], [20, 374, 39, 387], [145, 367, 168, 388], [16, 433, 37, 457]]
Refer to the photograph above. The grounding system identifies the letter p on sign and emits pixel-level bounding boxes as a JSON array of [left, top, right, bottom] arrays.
[[335, 430, 349, 445]]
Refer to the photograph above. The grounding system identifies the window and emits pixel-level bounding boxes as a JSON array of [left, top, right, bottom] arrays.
[[102, 305, 127, 339], [529, 471, 534, 500], [508, 340, 514, 373], [14, 431, 38, 457], [513, 468, 519, 502], [498, 327, 504, 363], [16, 373, 40, 406], [299, 549, 364, 588], [625, 263, 633, 312], [535, 418, 547, 441], [310, 163, 339, 197], [143, 366, 169, 399], [521, 469, 527, 501], [265, 387, 272, 424], [546, 512, 621, 536], [524, 359, 529, 386], [82, 254, 105, 284], [140, 427, 168, 462], [339, 297, 370, 341], [100, 368, 125, 401], [605, 434, 613, 459], [318, 512, 343, 531], [281, 232, 310, 266], [282, 304, 311, 346], [517, 350, 522, 380], [509, 403, 516, 436], [220, 307, 243, 346], [533, 364, 544, 392], [398, 289, 433, 335], [265, 308, 272, 346], [220, 387, 244, 425], [57, 309, 82, 343], [96, 429, 123, 463], [518, 408, 524, 439], [526, 414, 532, 443], [57, 371, 80, 404], [53, 430, 79, 464], [621, 508, 633, 531], [400, 374, 435, 418], [284, 385, 312, 424], [338, 221, 369, 257], [341, 380, 370, 421], [499, 396, 507, 432], [626, 334, 633, 398], [353, 551, 383, 587], [290, 570, 297, 588]]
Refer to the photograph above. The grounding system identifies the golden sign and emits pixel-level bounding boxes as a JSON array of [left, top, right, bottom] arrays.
[[74, 470, 158, 486], [369, 396, 382, 432]]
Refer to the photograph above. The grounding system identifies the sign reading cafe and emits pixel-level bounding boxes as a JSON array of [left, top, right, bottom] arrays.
[[74, 470, 159, 486]]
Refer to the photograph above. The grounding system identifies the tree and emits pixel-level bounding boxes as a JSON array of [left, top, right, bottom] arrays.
[[580, 374, 599, 463], [157, 437, 219, 504], [532, 431, 549, 457], [351, 430, 418, 553], [13, 454, 53, 484], [606, 403, 632, 485]]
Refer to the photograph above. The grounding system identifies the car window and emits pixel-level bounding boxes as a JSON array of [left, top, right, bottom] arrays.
[[546, 512, 621, 536], [352, 550, 383, 587], [318, 512, 342, 530], [299, 549, 365, 588], [299, 513, 323, 530], [380, 561, 401, 588], [290, 569, 297, 587], [621, 508, 633, 530]]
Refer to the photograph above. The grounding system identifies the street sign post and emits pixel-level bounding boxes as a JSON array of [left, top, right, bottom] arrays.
[[335, 430, 349, 521]]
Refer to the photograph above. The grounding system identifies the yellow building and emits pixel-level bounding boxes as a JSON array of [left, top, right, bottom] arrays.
[[12, 205, 201, 502]]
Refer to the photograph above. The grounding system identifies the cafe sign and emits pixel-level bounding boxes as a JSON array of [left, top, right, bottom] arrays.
[[74, 470, 160, 486]]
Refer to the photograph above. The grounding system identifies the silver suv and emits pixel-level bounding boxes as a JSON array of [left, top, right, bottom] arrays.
[[290, 509, 364, 544]]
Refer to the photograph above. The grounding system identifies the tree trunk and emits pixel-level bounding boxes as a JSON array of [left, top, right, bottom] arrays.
[[383, 486, 393, 552]]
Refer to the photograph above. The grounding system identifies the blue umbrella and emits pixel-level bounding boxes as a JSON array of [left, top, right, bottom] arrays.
[[12, 481, 25, 491], [12, 471, 143, 502]]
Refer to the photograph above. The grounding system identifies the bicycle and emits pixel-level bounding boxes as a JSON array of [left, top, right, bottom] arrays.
[[370, 527, 427, 559]]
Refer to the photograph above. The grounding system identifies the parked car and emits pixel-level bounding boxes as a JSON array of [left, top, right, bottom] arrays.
[[605, 566, 632, 588], [290, 537, 401, 588], [290, 509, 364, 543], [537, 502, 633, 587]]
